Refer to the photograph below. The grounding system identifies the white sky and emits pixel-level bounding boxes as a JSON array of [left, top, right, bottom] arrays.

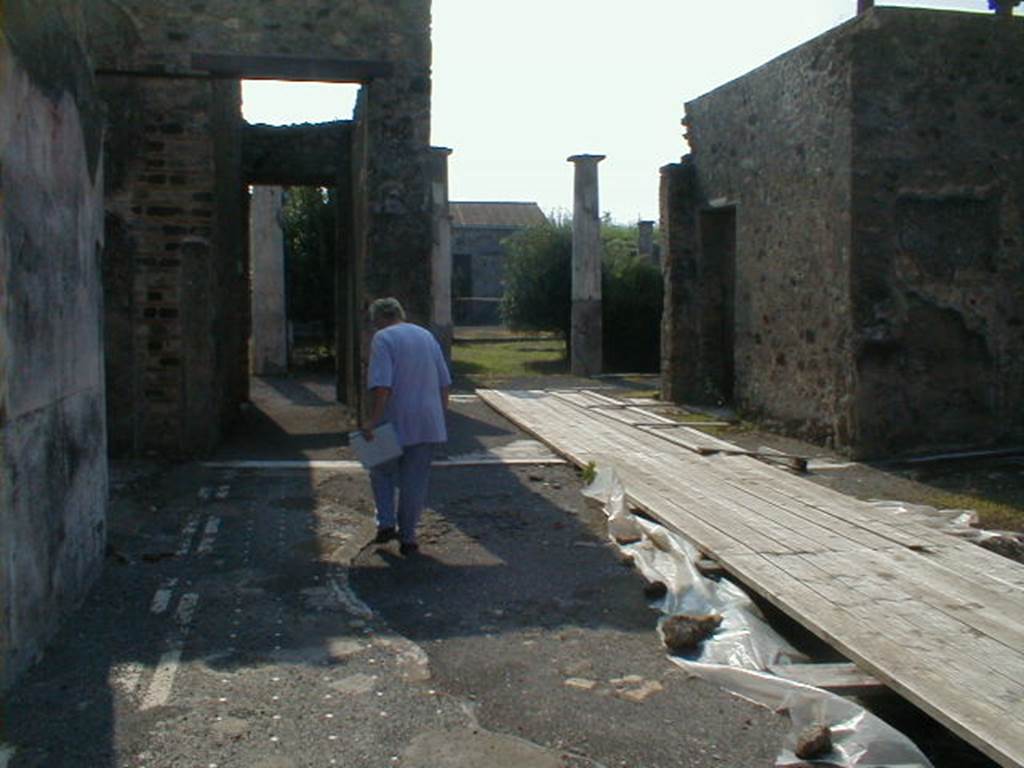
[[242, 0, 1019, 223]]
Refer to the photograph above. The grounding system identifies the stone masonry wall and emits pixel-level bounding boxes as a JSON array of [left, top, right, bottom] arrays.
[[89, 0, 431, 455], [242, 122, 352, 187], [849, 9, 1024, 455], [0, 1, 108, 689], [680, 20, 858, 443], [85, 0, 430, 74]]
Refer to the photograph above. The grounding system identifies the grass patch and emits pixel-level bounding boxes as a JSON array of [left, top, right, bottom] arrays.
[[453, 326, 558, 342], [615, 389, 662, 401], [921, 489, 1024, 532], [452, 338, 567, 386], [901, 462, 1024, 531]]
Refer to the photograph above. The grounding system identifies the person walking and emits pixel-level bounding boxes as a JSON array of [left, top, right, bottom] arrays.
[[363, 297, 451, 555]]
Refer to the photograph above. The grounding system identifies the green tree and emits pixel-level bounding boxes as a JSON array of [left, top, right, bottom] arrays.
[[281, 186, 335, 335], [500, 218, 663, 372], [500, 220, 573, 340]]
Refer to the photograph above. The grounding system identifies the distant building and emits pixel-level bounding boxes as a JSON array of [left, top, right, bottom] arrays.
[[450, 202, 548, 325], [660, 7, 1024, 458]]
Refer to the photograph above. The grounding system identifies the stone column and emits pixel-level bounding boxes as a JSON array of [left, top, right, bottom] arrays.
[[638, 220, 656, 266], [249, 186, 288, 375], [567, 154, 605, 377], [429, 147, 454, 362], [659, 160, 701, 404]]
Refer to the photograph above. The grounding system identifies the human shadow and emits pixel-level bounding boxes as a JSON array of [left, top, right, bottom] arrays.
[[346, 398, 658, 644]]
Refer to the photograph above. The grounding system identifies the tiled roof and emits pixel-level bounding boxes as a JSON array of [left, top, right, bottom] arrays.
[[450, 201, 547, 229]]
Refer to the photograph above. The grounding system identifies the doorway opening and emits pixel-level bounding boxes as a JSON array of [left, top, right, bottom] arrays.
[[248, 185, 338, 376], [242, 80, 359, 124]]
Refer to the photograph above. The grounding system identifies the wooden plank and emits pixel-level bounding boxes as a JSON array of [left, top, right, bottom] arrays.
[[797, 551, 1024, 693], [552, 390, 737, 452], [715, 473, 942, 552], [927, 538, 1024, 594], [767, 662, 886, 696], [477, 389, 1024, 768], [859, 547, 1024, 653], [728, 552, 1024, 766], [720, 462, 952, 550]]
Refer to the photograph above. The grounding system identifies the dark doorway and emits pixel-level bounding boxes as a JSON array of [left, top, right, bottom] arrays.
[[282, 186, 337, 373], [699, 207, 737, 403], [247, 185, 338, 376], [452, 252, 473, 325]]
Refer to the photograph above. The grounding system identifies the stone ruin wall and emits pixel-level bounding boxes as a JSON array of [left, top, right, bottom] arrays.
[[669, 21, 859, 446], [87, 0, 433, 456], [1, 0, 108, 690], [664, 8, 1024, 457], [848, 10, 1024, 455]]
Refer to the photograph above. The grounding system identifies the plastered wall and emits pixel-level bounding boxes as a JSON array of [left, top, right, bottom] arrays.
[[1, 1, 108, 689]]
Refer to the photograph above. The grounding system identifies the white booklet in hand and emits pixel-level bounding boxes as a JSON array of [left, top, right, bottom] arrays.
[[349, 423, 402, 469]]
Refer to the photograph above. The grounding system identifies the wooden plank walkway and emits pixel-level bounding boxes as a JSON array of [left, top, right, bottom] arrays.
[[478, 389, 1024, 768]]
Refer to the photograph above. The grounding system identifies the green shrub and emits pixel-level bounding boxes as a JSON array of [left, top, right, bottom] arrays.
[[281, 186, 335, 336], [603, 247, 662, 373]]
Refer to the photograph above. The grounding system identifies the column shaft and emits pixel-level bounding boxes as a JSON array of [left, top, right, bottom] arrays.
[[249, 186, 288, 375], [568, 154, 605, 377]]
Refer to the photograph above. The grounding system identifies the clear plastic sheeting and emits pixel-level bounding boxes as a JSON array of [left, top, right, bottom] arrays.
[[869, 499, 979, 535], [583, 469, 935, 768]]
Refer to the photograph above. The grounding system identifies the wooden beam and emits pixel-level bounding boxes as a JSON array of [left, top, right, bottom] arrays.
[[191, 53, 394, 82], [769, 662, 886, 696]]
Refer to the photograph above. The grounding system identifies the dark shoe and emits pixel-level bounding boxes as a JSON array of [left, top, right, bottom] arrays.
[[374, 527, 398, 544], [399, 541, 420, 557]]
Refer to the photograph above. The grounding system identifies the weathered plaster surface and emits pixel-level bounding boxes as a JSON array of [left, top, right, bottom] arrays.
[[849, 10, 1024, 454], [0, 31, 107, 689]]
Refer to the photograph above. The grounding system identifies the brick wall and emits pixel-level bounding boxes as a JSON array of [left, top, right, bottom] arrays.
[[102, 79, 226, 455]]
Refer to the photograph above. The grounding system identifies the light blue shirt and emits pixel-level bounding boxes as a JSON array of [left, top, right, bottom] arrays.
[[367, 322, 451, 446]]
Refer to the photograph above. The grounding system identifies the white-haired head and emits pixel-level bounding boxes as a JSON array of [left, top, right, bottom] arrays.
[[369, 297, 406, 328]]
